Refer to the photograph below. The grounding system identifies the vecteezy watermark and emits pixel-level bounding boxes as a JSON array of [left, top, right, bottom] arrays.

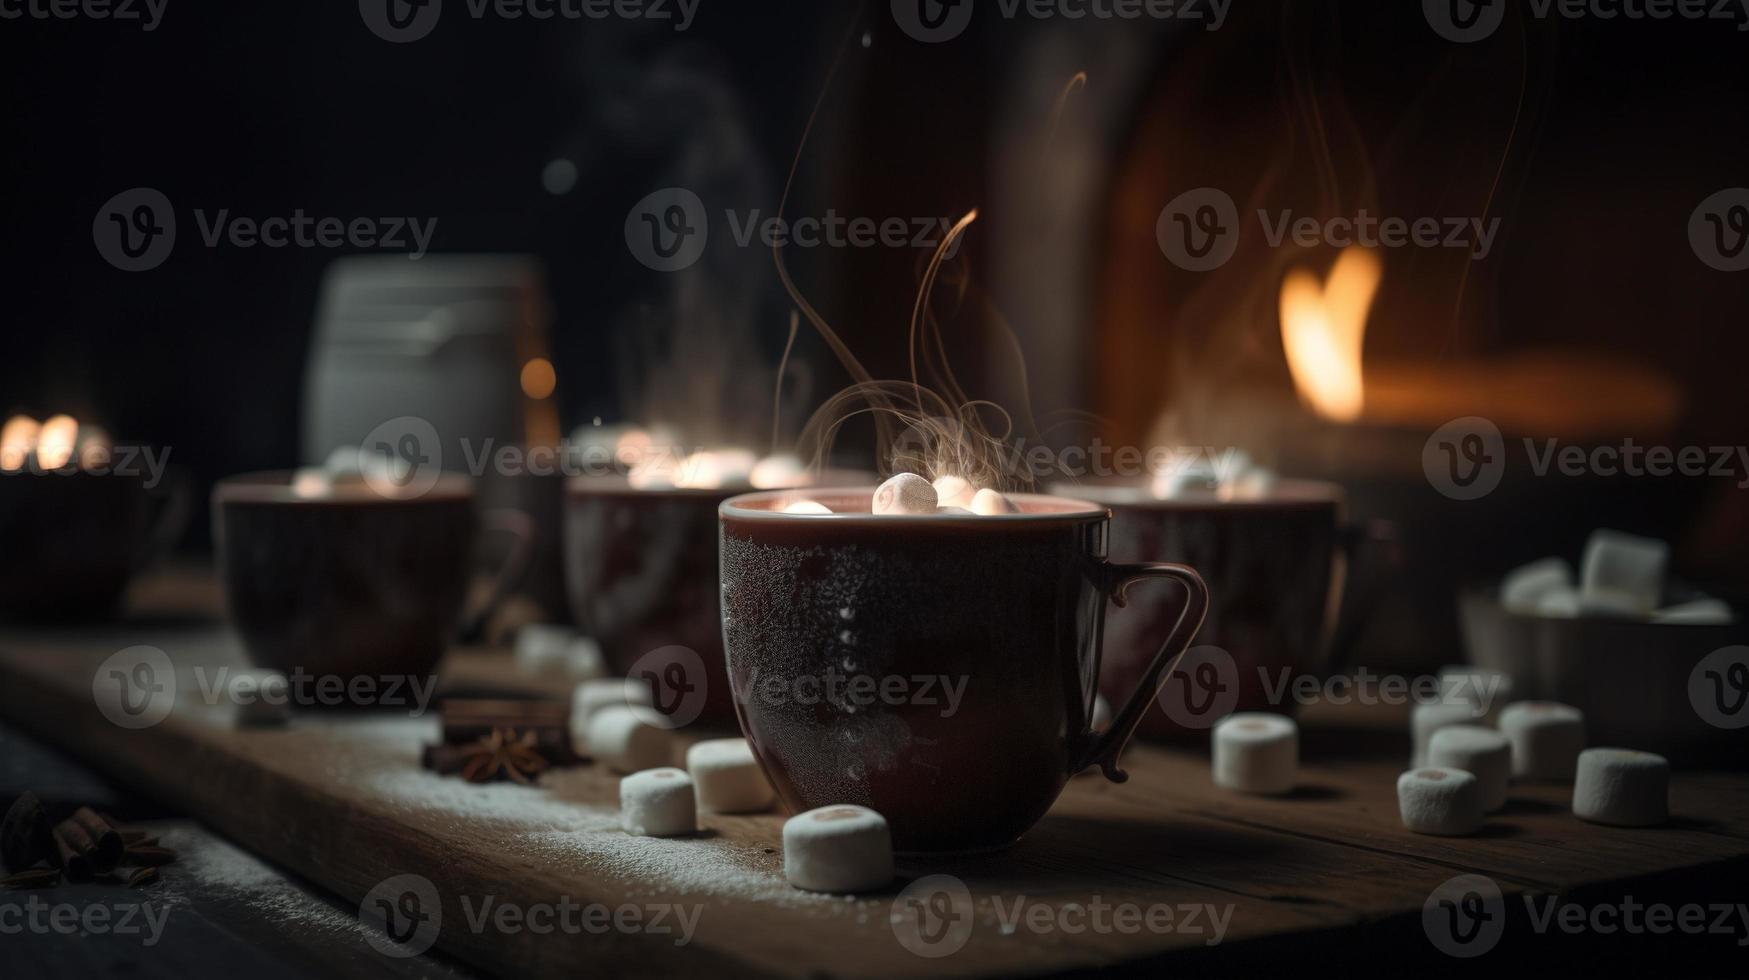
[[0, 896, 172, 947], [1691, 646, 1749, 730], [1424, 0, 1749, 43], [1158, 649, 1507, 729], [0, 0, 167, 30], [93, 188, 437, 272], [890, 874, 1232, 957], [0, 440, 172, 488], [890, 0, 1229, 43], [1422, 416, 1749, 501], [91, 646, 440, 729], [1691, 188, 1749, 272], [1424, 873, 1749, 957], [738, 665, 971, 719], [624, 187, 967, 272], [627, 645, 710, 728], [1157, 188, 1500, 271], [358, 874, 702, 958], [359, 0, 697, 42]]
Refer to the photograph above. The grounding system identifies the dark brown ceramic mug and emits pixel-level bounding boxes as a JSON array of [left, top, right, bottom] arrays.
[[719, 488, 1209, 854], [1053, 478, 1358, 738], [214, 472, 527, 695]]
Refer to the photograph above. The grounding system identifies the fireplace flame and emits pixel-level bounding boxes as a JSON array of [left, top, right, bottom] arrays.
[[1279, 247, 1381, 423], [1, 414, 113, 472]]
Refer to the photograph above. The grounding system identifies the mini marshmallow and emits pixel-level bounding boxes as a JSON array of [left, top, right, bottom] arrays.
[[872, 473, 937, 515], [1499, 701, 1586, 780], [1397, 767, 1485, 836], [782, 805, 893, 893], [572, 678, 654, 730], [562, 637, 607, 680], [1212, 713, 1298, 795], [1500, 557, 1574, 614], [931, 475, 976, 509], [935, 506, 973, 515], [620, 767, 697, 837], [1535, 587, 1582, 619], [1151, 460, 1220, 499], [1427, 725, 1512, 812], [515, 623, 579, 672], [1579, 529, 1668, 618], [1572, 748, 1670, 827], [1651, 598, 1734, 625], [1437, 666, 1513, 724], [969, 488, 1017, 515], [233, 669, 291, 727], [782, 499, 833, 515], [685, 738, 775, 814], [586, 704, 672, 773], [1411, 701, 1487, 767]]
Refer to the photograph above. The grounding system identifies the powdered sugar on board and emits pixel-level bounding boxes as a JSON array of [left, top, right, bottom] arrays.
[[156, 824, 376, 940]]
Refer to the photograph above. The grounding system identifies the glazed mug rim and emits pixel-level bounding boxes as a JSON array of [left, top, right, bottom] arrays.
[[721, 487, 1107, 524]]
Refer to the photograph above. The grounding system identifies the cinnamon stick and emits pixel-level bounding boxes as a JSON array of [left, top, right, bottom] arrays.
[[71, 808, 123, 869], [52, 825, 90, 880]]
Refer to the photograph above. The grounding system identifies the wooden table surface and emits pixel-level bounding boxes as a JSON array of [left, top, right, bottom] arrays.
[[2, 570, 1746, 978]]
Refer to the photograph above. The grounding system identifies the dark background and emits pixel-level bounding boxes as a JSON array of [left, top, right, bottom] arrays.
[[3, 1, 1748, 562]]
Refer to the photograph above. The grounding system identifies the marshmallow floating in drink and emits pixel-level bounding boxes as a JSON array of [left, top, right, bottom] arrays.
[[1651, 598, 1734, 625], [620, 768, 697, 837], [686, 738, 775, 814], [782, 805, 894, 893], [1579, 530, 1668, 617], [1500, 557, 1573, 614], [1427, 725, 1512, 812], [750, 453, 810, 490], [970, 488, 1017, 515], [932, 475, 976, 509], [872, 473, 937, 515], [1397, 768, 1484, 836], [1212, 713, 1298, 795], [1572, 748, 1669, 827], [1499, 701, 1586, 780], [782, 499, 833, 515], [1411, 701, 1486, 767], [586, 704, 672, 773]]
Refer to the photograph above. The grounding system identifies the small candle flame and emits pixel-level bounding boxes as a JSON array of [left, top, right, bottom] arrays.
[[1280, 246, 1381, 423]]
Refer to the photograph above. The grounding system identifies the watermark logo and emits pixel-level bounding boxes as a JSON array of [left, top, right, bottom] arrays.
[[625, 187, 709, 272], [1423, 0, 1506, 42], [361, 874, 443, 958], [93, 188, 176, 272], [0, 0, 167, 30], [0, 897, 172, 946], [1423, 416, 1506, 501], [1157, 188, 1239, 272], [360, 0, 442, 42], [1424, 874, 1506, 957], [628, 645, 709, 728], [358, 416, 444, 499], [1691, 646, 1749, 730], [92, 645, 176, 729], [738, 666, 970, 718], [1690, 188, 1749, 272], [892, 874, 977, 957], [891, 0, 975, 42], [1158, 645, 1239, 729]]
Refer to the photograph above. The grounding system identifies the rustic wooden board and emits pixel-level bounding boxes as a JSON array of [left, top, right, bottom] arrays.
[[3, 580, 1747, 978]]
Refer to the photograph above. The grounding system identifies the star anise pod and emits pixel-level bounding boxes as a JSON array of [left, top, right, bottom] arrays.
[[458, 728, 550, 785]]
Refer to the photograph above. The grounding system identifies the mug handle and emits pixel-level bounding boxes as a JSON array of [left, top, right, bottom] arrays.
[[1078, 562, 1210, 782], [457, 507, 536, 641]]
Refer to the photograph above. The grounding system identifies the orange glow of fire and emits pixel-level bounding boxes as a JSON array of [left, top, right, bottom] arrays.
[[1279, 247, 1381, 423], [1, 414, 112, 472]]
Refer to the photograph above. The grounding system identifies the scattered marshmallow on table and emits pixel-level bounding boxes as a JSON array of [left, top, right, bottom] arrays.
[[1397, 767, 1485, 836], [931, 475, 976, 510], [1411, 701, 1487, 767], [969, 488, 1017, 515], [620, 768, 697, 837], [1572, 748, 1670, 827], [783, 805, 894, 893], [586, 704, 673, 773], [782, 499, 833, 515], [873, 473, 938, 515], [1500, 557, 1573, 614], [1498, 701, 1586, 780], [1427, 725, 1512, 812], [1212, 713, 1299, 795], [686, 738, 775, 814], [1651, 598, 1734, 625], [233, 669, 291, 726], [562, 637, 607, 680], [1579, 529, 1668, 618]]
